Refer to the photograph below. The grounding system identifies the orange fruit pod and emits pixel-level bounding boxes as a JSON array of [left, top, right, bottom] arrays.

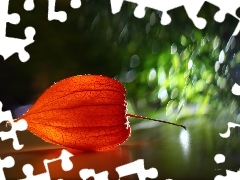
[[15, 75, 185, 151]]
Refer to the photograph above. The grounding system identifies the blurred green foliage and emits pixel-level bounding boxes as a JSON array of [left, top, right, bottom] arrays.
[[115, 2, 240, 125]]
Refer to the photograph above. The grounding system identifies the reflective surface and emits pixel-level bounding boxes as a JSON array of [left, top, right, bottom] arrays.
[[1, 117, 240, 180]]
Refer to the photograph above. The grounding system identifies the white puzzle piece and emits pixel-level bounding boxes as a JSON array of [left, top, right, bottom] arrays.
[[20, 149, 74, 180], [0, 101, 28, 150]]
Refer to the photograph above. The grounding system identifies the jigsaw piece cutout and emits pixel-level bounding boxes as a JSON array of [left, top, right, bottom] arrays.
[[70, 0, 81, 9], [0, 101, 27, 150], [232, 83, 240, 96], [110, 0, 184, 24], [0, 1, 35, 62], [79, 169, 109, 180], [116, 159, 158, 180], [20, 149, 74, 180], [110, 0, 240, 33], [21, 164, 50, 180], [219, 122, 240, 138], [109, 0, 205, 28], [197, 1, 239, 36], [48, 0, 67, 22], [165, 5, 198, 34], [0, 156, 15, 180], [0, 101, 13, 122], [24, 0, 35, 11], [236, 7, 240, 18], [24, 0, 81, 12], [48, 0, 81, 22], [204, 0, 240, 23], [215, 170, 240, 180]]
